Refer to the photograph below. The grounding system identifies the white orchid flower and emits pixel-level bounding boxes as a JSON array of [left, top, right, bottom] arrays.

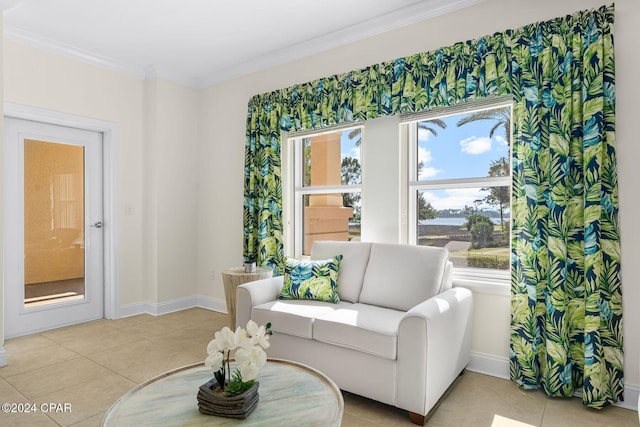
[[205, 322, 271, 392], [204, 351, 224, 373], [206, 337, 222, 353], [210, 326, 238, 352], [246, 320, 270, 349], [246, 320, 260, 336], [236, 327, 253, 350], [235, 346, 267, 382]]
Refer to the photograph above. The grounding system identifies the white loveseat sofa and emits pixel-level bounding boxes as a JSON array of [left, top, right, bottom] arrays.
[[236, 241, 473, 424]]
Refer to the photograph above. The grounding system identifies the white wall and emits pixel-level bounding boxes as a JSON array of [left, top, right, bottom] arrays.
[[197, 0, 639, 405], [361, 115, 402, 244]]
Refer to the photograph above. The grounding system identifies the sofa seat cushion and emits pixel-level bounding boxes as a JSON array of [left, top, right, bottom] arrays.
[[252, 300, 354, 339], [313, 303, 405, 360]]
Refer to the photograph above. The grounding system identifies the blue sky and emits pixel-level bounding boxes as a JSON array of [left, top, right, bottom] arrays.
[[339, 111, 511, 212], [416, 114, 509, 181]]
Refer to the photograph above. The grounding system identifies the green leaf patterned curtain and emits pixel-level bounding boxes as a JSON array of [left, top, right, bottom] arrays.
[[243, 4, 621, 407], [509, 6, 622, 408]]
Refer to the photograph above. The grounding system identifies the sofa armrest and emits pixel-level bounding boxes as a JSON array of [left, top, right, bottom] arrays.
[[396, 287, 473, 416], [236, 276, 284, 328]]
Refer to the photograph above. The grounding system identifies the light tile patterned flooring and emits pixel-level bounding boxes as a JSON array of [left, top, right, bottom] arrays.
[[0, 308, 636, 426]]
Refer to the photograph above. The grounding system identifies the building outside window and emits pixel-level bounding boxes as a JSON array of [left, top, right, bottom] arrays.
[[287, 126, 362, 256], [403, 100, 512, 274]]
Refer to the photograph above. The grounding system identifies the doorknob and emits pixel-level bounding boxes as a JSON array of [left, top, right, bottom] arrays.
[[91, 221, 104, 229]]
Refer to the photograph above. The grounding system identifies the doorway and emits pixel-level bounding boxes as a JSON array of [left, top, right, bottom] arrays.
[[3, 117, 105, 337]]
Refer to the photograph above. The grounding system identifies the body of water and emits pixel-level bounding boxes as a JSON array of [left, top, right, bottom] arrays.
[[420, 217, 509, 226]]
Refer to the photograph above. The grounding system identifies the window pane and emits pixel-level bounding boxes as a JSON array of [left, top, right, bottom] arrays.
[[417, 106, 510, 181], [302, 192, 360, 255], [303, 128, 361, 186], [24, 139, 86, 307], [417, 188, 510, 270]]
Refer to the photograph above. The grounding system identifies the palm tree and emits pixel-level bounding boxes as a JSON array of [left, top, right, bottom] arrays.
[[347, 128, 362, 145], [456, 106, 511, 145], [417, 118, 447, 137], [482, 156, 510, 232], [457, 106, 511, 233]]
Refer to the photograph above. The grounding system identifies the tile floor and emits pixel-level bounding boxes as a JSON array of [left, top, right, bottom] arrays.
[[0, 308, 637, 426]]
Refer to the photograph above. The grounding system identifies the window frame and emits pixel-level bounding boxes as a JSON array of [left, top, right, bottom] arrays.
[[401, 97, 514, 281], [283, 124, 364, 258]]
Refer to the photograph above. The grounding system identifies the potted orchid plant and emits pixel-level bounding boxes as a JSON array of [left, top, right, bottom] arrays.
[[204, 320, 272, 397]]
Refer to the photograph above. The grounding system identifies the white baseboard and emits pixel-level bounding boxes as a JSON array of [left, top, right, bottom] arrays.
[[119, 296, 197, 317], [195, 295, 227, 313], [620, 385, 639, 412], [119, 295, 227, 318], [0, 347, 7, 367], [468, 351, 639, 412], [468, 351, 510, 380]]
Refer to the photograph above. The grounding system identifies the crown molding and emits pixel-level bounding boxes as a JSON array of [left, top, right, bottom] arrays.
[[2, 0, 485, 90], [199, 0, 487, 88], [4, 25, 148, 80], [4, 24, 213, 88]]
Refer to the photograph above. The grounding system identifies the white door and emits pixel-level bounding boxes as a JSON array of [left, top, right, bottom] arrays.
[[3, 118, 104, 338]]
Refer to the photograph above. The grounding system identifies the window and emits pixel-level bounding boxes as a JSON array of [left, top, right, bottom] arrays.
[[285, 126, 362, 257], [402, 100, 512, 274]]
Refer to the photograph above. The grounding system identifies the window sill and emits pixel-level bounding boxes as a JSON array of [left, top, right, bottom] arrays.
[[452, 275, 510, 297]]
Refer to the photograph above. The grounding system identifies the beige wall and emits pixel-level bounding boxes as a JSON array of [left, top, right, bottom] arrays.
[[197, 0, 640, 395], [197, 80, 247, 301], [2, 42, 199, 311], [144, 77, 199, 303], [3, 40, 146, 305]]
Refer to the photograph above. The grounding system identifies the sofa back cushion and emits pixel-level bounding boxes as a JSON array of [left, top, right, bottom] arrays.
[[359, 243, 449, 311], [311, 241, 372, 303]]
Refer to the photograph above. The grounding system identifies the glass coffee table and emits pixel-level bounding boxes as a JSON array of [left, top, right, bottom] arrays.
[[102, 358, 343, 426]]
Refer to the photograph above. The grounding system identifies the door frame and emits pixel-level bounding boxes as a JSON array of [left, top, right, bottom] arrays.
[[4, 102, 120, 320]]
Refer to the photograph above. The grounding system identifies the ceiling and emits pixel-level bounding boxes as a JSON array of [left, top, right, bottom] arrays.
[[0, 0, 482, 89]]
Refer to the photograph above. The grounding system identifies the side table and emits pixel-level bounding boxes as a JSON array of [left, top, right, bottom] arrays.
[[222, 267, 272, 329]]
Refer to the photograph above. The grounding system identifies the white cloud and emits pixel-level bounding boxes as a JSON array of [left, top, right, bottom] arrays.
[[421, 188, 488, 210], [495, 135, 507, 146], [460, 136, 492, 155], [417, 146, 441, 179], [341, 146, 360, 162], [419, 167, 440, 180], [418, 127, 432, 142], [418, 146, 433, 164]]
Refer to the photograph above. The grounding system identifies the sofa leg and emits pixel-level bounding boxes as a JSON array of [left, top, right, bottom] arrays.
[[409, 412, 427, 425]]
